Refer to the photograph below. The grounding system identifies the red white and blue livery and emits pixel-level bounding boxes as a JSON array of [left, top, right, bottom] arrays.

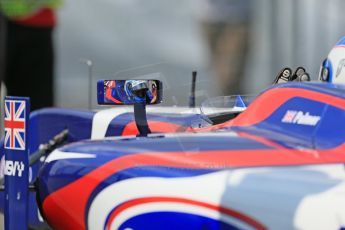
[[1, 39, 345, 230]]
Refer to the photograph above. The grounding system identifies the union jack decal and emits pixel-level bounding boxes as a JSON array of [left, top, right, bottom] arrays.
[[4, 100, 26, 150]]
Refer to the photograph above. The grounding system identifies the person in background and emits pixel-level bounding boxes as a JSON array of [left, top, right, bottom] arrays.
[[0, 0, 61, 110], [196, 0, 252, 95]]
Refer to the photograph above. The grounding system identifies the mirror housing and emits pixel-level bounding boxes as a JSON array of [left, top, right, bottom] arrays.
[[97, 79, 163, 136], [97, 80, 162, 105]]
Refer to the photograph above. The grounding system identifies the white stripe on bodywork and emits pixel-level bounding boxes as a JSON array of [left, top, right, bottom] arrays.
[[88, 171, 231, 230], [294, 181, 345, 230], [91, 107, 200, 139], [87, 164, 345, 230], [91, 107, 132, 139], [45, 149, 96, 163]]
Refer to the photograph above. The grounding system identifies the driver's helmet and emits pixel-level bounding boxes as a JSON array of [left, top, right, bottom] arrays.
[[319, 37, 345, 84], [124, 80, 151, 103]]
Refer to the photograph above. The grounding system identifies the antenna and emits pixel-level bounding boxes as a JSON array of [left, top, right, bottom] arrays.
[[80, 59, 93, 110], [189, 71, 197, 107]]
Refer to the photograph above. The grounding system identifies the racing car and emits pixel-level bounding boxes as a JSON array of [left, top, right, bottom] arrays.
[[0, 39, 345, 230]]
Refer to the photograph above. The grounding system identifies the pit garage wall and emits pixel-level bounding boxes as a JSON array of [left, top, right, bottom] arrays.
[[243, 0, 345, 94]]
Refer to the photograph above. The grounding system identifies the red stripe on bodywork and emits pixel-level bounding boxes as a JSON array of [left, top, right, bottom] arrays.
[[193, 88, 345, 132], [43, 143, 345, 229], [106, 197, 266, 230], [122, 121, 186, 136]]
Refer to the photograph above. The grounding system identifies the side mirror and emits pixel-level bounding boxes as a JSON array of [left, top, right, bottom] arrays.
[[97, 79, 163, 137], [97, 80, 162, 105]]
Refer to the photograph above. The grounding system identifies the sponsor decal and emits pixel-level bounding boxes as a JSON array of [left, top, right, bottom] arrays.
[[4, 100, 26, 150], [4, 160, 25, 177], [281, 110, 321, 126]]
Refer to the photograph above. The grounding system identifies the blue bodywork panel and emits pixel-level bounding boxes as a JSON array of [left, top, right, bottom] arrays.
[[0, 82, 345, 229]]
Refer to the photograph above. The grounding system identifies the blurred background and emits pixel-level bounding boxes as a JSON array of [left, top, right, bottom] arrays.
[[2, 0, 345, 109]]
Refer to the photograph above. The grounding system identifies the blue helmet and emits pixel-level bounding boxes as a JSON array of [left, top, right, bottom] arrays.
[[124, 80, 153, 103]]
